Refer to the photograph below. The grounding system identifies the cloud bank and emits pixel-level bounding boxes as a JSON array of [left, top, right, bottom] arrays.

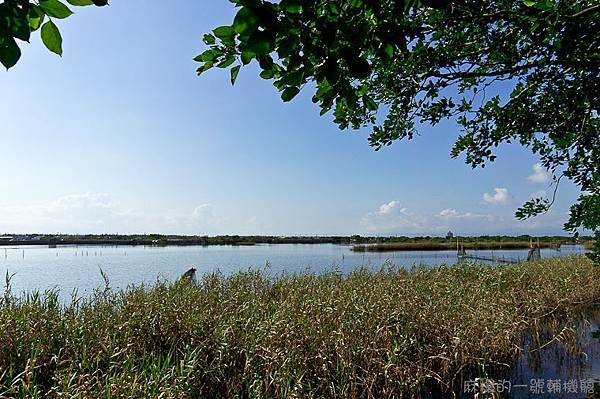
[[0, 193, 223, 235], [361, 198, 568, 236]]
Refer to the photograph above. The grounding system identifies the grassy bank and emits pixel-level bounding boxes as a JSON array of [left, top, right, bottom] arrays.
[[351, 240, 557, 252], [0, 257, 598, 398]]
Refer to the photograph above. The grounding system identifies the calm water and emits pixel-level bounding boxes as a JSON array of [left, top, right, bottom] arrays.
[[0, 243, 587, 300], [506, 315, 600, 399], [443, 313, 600, 399]]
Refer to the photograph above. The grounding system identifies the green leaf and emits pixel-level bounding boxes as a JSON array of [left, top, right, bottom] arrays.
[[277, 36, 299, 58], [213, 26, 235, 41], [259, 69, 275, 79], [217, 55, 236, 68], [241, 49, 255, 65], [281, 70, 304, 86], [9, 11, 31, 42], [196, 61, 214, 76], [280, 0, 302, 14], [66, 0, 93, 5], [198, 49, 221, 62], [247, 31, 271, 55], [230, 65, 241, 85], [281, 86, 300, 102], [233, 7, 259, 35], [257, 55, 274, 70], [0, 36, 21, 69], [203, 34, 216, 45], [28, 5, 46, 32], [363, 95, 378, 111], [384, 43, 394, 59], [41, 20, 63, 55], [523, 0, 536, 5], [39, 0, 73, 19], [320, 107, 331, 116]]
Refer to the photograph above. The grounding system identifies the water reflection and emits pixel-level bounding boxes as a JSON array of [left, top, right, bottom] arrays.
[[437, 311, 600, 398]]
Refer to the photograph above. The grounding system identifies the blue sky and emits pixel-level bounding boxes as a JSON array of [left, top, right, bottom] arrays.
[[0, 0, 582, 236]]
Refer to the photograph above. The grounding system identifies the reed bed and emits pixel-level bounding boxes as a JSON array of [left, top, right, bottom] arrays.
[[0, 256, 598, 398], [351, 241, 556, 252]]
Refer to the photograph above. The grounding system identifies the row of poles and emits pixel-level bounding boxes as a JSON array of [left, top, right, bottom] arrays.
[[2, 248, 128, 259]]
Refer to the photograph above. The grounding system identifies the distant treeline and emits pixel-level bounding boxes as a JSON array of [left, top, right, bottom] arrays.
[[352, 241, 560, 252], [0, 235, 356, 246], [0, 234, 592, 248]]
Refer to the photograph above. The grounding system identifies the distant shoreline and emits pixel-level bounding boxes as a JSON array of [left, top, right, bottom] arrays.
[[0, 235, 591, 251], [351, 241, 562, 252], [0, 239, 244, 247], [0, 238, 348, 247]]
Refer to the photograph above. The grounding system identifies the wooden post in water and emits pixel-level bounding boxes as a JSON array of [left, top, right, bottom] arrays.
[[527, 247, 541, 262], [180, 268, 197, 284]]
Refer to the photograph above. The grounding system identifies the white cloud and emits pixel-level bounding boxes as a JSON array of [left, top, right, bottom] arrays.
[[438, 208, 459, 218], [378, 200, 400, 215], [483, 188, 512, 206], [361, 202, 500, 235], [527, 163, 552, 184], [52, 192, 118, 210], [362, 201, 428, 234], [437, 208, 492, 220]]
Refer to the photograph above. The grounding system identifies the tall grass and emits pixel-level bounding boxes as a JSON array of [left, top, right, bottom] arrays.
[[0, 256, 598, 398]]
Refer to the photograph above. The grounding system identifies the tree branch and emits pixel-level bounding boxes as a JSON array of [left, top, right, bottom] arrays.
[[567, 5, 600, 20]]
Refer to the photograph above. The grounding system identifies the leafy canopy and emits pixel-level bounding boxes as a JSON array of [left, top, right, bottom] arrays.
[[197, 0, 599, 260], [0, 0, 108, 69]]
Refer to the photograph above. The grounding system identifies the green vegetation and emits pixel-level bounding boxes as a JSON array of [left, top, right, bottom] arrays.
[[1, 256, 598, 397], [352, 240, 557, 252], [199, 0, 599, 262], [0, 0, 107, 68]]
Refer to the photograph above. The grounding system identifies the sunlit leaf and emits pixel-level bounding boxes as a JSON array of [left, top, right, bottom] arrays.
[[41, 20, 63, 55], [39, 0, 73, 19]]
